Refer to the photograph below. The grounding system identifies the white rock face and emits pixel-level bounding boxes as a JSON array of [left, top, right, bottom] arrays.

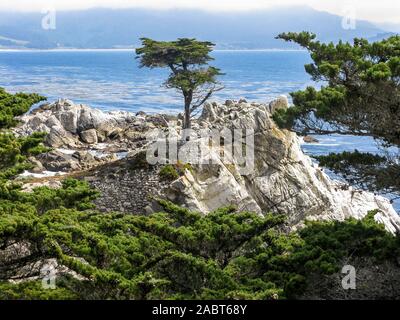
[[164, 99, 400, 234], [15, 99, 135, 148], [14, 99, 170, 174], [80, 129, 98, 144]]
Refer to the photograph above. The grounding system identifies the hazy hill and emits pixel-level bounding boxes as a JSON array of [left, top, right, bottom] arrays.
[[0, 6, 389, 49]]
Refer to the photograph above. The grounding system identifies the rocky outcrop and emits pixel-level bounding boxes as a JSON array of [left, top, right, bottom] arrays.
[[16, 99, 133, 148], [303, 135, 319, 143], [15, 98, 400, 234], [160, 99, 400, 234], [15, 99, 176, 148], [14, 99, 174, 172]]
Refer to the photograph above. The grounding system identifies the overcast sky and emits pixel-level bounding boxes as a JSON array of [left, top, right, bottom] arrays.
[[1, 0, 399, 24]]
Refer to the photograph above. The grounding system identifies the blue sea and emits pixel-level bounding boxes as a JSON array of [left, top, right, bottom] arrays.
[[0, 49, 398, 211], [0, 49, 314, 112]]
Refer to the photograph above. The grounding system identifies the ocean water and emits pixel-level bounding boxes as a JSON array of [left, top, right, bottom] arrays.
[[0, 50, 398, 211], [0, 49, 313, 112]]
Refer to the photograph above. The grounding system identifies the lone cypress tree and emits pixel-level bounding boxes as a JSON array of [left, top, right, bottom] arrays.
[[136, 38, 223, 129]]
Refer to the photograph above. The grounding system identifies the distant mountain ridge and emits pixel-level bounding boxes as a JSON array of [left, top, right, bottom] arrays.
[[0, 6, 393, 49]]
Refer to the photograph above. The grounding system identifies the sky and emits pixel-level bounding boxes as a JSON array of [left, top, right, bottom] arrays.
[[0, 0, 399, 24]]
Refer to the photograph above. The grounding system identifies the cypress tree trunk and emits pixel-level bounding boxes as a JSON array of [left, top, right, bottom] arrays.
[[183, 94, 192, 130]]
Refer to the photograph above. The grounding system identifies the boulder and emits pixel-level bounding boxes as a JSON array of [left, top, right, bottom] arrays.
[[225, 99, 235, 107], [200, 102, 219, 122], [59, 110, 78, 133], [14, 99, 134, 147], [45, 115, 62, 128], [26, 116, 47, 132], [72, 150, 100, 169], [22, 180, 62, 193], [78, 107, 110, 132], [37, 150, 81, 172], [72, 150, 95, 163], [28, 157, 44, 173], [268, 95, 289, 114], [31, 103, 52, 114], [46, 126, 76, 148], [303, 135, 319, 143], [97, 131, 107, 142], [80, 129, 98, 144]]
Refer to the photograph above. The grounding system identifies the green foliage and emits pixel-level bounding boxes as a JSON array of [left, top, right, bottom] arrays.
[[314, 151, 400, 195], [0, 88, 46, 129], [159, 162, 193, 181], [136, 38, 223, 129], [0, 89, 49, 203], [136, 38, 217, 73], [316, 150, 386, 169], [22, 178, 100, 212], [0, 281, 78, 300], [1, 191, 398, 299], [272, 106, 302, 130], [176, 161, 193, 174], [275, 32, 400, 143], [159, 165, 180, 182], [0, 132, 50, 182], [275, 32, 400, 195]]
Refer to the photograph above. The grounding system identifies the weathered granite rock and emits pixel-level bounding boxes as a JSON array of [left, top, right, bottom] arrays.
[[80, 129, 98, 144], [28, 157, 45, 173], [268, 95, 289, 114], [15, 99, 136, 147], [21, 180, 63, 193], [14, 99, 156, 170], [78, 108, 110, 132], [36, 150, 81, 172], [59, 110, 79, 133], [1, 244, 86, 282], [72, 150, 95, 163], [225, 99, 235, 107], [162, 99, 400, 234], [303, 135, 319, 143], [46, 125, 77, 148]]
